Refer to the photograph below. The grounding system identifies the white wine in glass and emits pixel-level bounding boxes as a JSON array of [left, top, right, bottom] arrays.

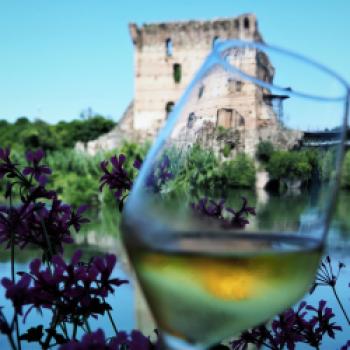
[[122, 40, 350, 349]]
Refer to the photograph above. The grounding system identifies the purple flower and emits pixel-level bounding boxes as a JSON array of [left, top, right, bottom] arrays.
[[59, 329, 111, 350], [133, 158, 143, 170], [231, 300, 342, 350], [191, 197, 255, 229], [112, 330, 153, 350], [11, 251, 128, 324], [1, 275, 31, 315], [306, 300, 342, 339], [23, 149, 52, 185], [93, 254, 127, 297], [126, 330, 154, 350], [99, 154, 141, 211], [0, 148, 10, 162], [59, 329, 154, 350], [0, 195, 90, 256], [0, 205, 27, 248], [311, 256, 345, 293], [100, 154, 133, 199], [225, 197, 256, 228], [191, 197, 225, 218], [341, 340, 350, 350], [0, 148, 15, 180], [271, 308, 305, 350], [68, 205, 90, 231], [146, 155, 173, 193]]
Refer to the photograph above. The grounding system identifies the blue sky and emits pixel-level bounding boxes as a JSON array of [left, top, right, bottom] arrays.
[[0, 0, 349, 124]]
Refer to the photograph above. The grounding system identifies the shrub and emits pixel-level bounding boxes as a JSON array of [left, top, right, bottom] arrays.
[[222, 153, 256, 188], [221, 143, 232, 157], [166, 146, 256, 194], [341, 151, 350, 189], [183, 145, 220, 191], [53, 172, 99, 207], [267, 150, 312, 182], [216, 126, 231, 139], [118, 141, 150, 175], [256, 140, 274, 163], [321, 149, 336, 182]]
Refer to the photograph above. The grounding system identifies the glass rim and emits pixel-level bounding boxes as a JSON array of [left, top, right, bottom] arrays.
[[212, 39, 350, 102], [127, 39, 350, 202]]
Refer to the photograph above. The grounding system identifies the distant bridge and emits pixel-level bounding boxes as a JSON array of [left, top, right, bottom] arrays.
[[302, 130, 350, 148]]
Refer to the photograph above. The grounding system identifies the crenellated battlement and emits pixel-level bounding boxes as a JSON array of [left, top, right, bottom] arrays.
[[129, 14, 261, 49]]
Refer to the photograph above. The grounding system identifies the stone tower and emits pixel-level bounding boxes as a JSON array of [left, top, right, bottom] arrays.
[[82, 14, 293, 155], [128, 14, 264, 140]]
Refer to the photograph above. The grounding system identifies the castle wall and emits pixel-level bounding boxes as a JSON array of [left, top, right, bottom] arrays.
[[166, 45, 279, 155], [129, 14, 262, 139], [82, 14, 285, 156]]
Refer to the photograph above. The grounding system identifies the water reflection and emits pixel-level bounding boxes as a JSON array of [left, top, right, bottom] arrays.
[[1, 191, 350, 348], [0, 212, 134, 350]]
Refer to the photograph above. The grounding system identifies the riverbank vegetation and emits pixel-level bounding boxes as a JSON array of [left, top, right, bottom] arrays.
[[0, 116, 150, 208], [162, 145, 256, 195], [3, 115, 350, 208], [0, 114, 115, 152], [256, 140, 346, 190]]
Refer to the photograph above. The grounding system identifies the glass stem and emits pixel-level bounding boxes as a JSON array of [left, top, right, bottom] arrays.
[[161, 332, 206, 350]]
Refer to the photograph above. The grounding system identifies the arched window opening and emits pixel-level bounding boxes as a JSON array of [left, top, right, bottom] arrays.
[[244, 17, 250, 30], [228, 79, 243, 93], [234, 19, 239, 30], [187, 112, 196, 129], [212, 36, 220, 49], [166, 38, 173, 57], [217, 108, 233, 128], [198, 85, 205, 99], [166, 102, 175, 116], [173, 63, 182, 83], [239, 116, 245, 126]]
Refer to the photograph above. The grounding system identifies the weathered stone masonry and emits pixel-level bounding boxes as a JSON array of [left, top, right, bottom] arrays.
[[80, 14, 299, 155]]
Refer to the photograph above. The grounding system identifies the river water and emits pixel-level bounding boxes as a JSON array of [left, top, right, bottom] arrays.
[[1, 190, 350, 349]]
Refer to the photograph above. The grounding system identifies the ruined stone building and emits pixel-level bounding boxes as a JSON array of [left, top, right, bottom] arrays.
[[81, 14, 295, 156]]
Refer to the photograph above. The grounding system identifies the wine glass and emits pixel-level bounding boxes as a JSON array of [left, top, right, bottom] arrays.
[[121, 40, 350, 349]]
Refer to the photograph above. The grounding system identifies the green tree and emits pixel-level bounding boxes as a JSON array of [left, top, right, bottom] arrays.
[[166, 146, 256, 194], [267, 150, 312, 182], [222, 153, 256, 188], [341, 151, 350, 189], [0, 115, 116, 152], [255, 140, 274, 163], [321, 149, 336, 181]]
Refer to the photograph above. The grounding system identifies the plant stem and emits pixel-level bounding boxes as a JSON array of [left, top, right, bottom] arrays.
[[9, 191, 15, 282], [101, 294, 118, 335], [42, 312, 59, 350], [332, 285, 350, 325], [59, 323, 69, 340], [9, 193, 21, 350], [84, 319, 91, 333], [0, 310, 17, 350], [261, 342, 274, 350], [13, 314, 21, 350], [5, 330, 18, 350], [106, 307, 118, 336], [72, 321, 78, 340], [40, 219, 54, 260]]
